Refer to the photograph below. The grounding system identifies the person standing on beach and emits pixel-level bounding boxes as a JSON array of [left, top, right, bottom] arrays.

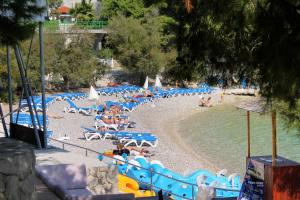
[[219, 90, 225, 103]]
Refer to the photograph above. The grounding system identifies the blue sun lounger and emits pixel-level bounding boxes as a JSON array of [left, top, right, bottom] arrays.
[[81, 126, 157, 147], [12, 113, 49, 128], [64, 98, 93, 115]]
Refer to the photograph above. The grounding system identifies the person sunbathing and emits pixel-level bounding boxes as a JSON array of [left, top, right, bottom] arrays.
[[47, 113, 64, 119], [97, 125, 108, 132], [126, 146, 155, 157], [199, 97, 213, 107], [123, 95, 138, 102], [133, 93, 145, 98], [206, 97, 213, 107], [113, 143, 130, 156], [199, 97, 206, 107], [96, 99, 107, 113], [143, 90, 154, 97], [101, 114, 129, 125], [112, 143, 154, 157], [102, 115, 115, 124], [110, 105, 121, 114]]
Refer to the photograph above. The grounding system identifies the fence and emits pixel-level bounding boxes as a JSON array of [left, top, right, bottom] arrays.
[[49, 137, 240, 200], [44, 20, 108, 32]]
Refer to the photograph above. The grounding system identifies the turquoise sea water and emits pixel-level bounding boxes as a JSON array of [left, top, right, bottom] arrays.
[[179, 105, 300, 176]]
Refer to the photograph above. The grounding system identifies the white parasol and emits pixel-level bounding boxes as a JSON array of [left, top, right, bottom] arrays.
[[88, 85, 99, 100], [154, 75, 162, 88], [143, 76, 149, 89]]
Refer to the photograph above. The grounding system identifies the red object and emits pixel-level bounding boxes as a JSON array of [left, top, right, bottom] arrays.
[[58, 6, 70, 14], [107, 83, 119, 87], [247, 156, 300, 200]]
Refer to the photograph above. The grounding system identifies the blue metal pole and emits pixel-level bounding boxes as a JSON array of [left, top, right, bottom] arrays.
[[39, 21, 47, 148], [7, 46, 13, 127], [14, 45, 42, 149]]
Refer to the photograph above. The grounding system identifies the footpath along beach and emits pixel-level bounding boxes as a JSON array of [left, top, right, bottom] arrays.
[[45, 91, 256, 174]]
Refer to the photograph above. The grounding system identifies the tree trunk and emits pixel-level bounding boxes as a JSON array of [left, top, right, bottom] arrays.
[[63, 76, 70, 92]]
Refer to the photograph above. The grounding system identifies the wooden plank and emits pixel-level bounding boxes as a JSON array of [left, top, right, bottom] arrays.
[[272, 111, 277, 166], [272, 166, 300, 200], [247, 111, 250, 158]]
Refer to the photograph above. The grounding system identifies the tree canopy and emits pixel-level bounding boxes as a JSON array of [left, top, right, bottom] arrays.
[[70, 0, 96, 20], [0, 0, 44, 45], [101, 0, 145, 19], [107, 14, 175, 83]]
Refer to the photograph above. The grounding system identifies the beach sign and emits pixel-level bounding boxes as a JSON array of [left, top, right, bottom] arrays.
[[238, 159, 264, 200]]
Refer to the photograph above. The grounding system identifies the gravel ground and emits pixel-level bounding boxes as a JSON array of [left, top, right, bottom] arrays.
[[0, 89, 257, 175], [0, 90, 251, 175], [46, 92, 224, 174]]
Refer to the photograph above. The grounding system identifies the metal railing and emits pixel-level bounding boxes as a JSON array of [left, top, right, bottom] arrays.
[[48, 138, 241, 200], [44, 20, 108, 32]]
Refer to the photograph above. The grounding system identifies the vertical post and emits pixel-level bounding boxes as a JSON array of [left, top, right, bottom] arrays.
[[14, 45, 42, 149], [0, 103, 9, 137], [17, 43, 42, 129], [192, 185, 194, 200], [39, 22, 47, 148], [247, 111, 250, 158], [7, 46, 13, 126], [150, 169, 153, 192], [272, 111, 277, 166]]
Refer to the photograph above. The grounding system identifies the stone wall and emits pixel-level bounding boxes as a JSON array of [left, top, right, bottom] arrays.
[[87, 165, 119, 195], [0, 138, 35, 200]]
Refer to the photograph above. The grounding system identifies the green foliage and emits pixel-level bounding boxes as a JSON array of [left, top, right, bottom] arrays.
[[47, 33, 104, 90], [101, 0, 145, 19], [48, 0, 63, 17], [275, 100, 300, 132], [0, 45, 20, 101], [253, 0, 300, 104], [175, 0, 300, 104], [107, 14, 175, 84], [98, 48, 113, 59], [70, 0, 96, 20], [0, 0, 44, 45], [0, 32, 106, 98], [48, 0, 63, 8]]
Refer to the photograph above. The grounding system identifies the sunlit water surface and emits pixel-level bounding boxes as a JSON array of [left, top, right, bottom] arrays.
[[179, 105, 300, 176]]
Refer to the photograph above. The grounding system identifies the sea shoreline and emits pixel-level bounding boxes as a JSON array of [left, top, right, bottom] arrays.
[[1, 90, 258, 176]]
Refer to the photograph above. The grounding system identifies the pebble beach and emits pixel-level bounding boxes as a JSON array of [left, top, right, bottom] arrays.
[[46, 91, 256, 174]]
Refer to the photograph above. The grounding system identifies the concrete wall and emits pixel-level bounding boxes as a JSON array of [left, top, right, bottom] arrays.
[[0, 138, 35, 200]]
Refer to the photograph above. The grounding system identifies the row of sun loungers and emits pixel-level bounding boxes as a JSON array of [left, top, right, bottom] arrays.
[[12, 113, 49, 128], [64, 98, 93, 115], [82, 127, 158, 147], [20, 96, 56, 112], [12, 113, 53, 141], [97, 85, 212, 97], [19, 92, 88, 113], [149, 87, 212, 98], [97, 85, 141, 96], [51, 92, 87, 100], [101, 86, 212, 113]]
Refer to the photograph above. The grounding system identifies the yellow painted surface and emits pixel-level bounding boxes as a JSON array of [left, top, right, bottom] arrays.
[[118, 174, 155, 197]]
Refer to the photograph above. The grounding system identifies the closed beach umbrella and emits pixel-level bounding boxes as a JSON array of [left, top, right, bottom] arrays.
[[88, 86, 99, 100], [154, 75, 162, 88], [143, 76, 149, 89]]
